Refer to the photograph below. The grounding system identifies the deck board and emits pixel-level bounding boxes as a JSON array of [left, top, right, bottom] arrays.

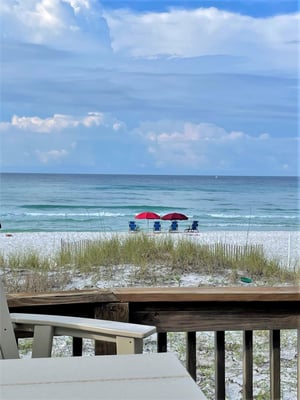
[[7, 286, 300, 308]]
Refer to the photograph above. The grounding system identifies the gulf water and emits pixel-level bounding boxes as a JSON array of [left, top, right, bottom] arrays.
[[0, 173, 298, 232]]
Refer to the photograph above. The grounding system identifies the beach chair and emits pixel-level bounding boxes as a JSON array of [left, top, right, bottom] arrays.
[[169, 220, 178, 232], [185, 221, 199, 232], [191, 221, 199, 231], [0, 281, 156, 359], [153, 221, 161, 232], [128, 221, 139, 232]]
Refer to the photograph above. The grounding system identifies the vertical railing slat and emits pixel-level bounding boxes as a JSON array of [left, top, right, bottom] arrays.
[[297, 329, 300, 399], [186, 331, 197, 381], [270, 329, 280, 400], [157, 332, 167, 352], [243, 330, 253, 400], [215, 331, 225, 400], [72, 337, 83, 356]]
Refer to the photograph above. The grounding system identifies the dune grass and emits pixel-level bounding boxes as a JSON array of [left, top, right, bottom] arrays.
[[59, 234, 296, 279], [1, 233, 298, 292]]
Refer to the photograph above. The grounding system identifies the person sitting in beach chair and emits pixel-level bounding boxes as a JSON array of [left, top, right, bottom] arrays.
[[185, 221, 199, 232], [129, 221, 139, 232], [153, 221, 161, 233], [169, 220, 178, 232]]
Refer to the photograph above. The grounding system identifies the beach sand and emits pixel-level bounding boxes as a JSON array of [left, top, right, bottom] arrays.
[[1, 230, 299, 268]]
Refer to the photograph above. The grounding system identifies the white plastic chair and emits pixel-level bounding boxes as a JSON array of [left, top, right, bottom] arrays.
[[0, 281, 156, 359]]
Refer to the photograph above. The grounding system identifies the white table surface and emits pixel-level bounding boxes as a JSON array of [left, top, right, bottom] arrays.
[[0, 352, 207, 399]]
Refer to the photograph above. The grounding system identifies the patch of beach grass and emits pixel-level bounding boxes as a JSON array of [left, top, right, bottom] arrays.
[[6, 250, 52, 271], [1, 233, 298, 292]]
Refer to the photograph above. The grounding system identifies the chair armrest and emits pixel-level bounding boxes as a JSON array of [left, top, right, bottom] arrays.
[[11, 313, 156, 339], [10, 313, 156, 356]]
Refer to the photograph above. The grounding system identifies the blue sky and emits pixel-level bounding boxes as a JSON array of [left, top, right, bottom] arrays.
[[0, 0, 299, 176]]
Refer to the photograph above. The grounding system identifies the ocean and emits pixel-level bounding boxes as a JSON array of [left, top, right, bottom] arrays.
[[0, 173, 298, 233]]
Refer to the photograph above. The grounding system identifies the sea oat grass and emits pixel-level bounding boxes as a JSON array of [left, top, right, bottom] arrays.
[[1, 234, 298, 292], [5, 250, 52, 271]]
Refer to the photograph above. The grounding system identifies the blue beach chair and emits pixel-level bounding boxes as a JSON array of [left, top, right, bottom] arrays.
[[169, 220, 178, 232], [153, 221, 161, 233], [185, 220, 199, 232], [191, 221, 199, 231], [129, 221, 139, 232]]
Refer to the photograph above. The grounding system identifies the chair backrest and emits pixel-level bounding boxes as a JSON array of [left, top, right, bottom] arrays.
[[191, 221, 199, 230], [170, 221, 178, 231], [0, 281, 20, 359], [153, 221, 161, 231], [129, 221, 137, 231]]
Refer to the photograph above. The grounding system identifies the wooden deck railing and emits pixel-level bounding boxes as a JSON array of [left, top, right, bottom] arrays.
[[7, 286, 300, 399]]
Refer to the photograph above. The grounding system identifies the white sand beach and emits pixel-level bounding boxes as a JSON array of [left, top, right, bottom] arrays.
[[1, 230, 299, 268]]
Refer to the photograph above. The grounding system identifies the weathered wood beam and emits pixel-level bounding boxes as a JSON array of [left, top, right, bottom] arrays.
[[7, 290, 117, 308], [114, 287, 300, 302], [129, 302, 299, 331]]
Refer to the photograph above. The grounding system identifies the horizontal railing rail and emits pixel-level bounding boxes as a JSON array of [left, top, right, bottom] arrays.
[[7, 286, 300, 400]]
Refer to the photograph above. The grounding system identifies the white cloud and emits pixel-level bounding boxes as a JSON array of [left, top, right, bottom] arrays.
[[64, 0, 91, 14], [138, 120, 296, 173], [1, 0, 110, 51], [0, 112, 104, 133], [105, 7, 298, 72], [259, 133, 271, 140], [2, 0, 68, 42], [0, 2, 298, 175], [36, 148, 68, 163], [82, 112, 104, 127], [147, 122, 246, 145], [2, 2, 298, 73], [227, 131, 246, 140], [112, 121, 126, 131]]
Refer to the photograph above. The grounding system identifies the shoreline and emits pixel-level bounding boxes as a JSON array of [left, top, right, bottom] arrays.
[[0, 230, 299, 267]]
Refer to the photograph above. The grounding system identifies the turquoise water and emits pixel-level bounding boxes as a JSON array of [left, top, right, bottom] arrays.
[[0, 173, 298, 232]]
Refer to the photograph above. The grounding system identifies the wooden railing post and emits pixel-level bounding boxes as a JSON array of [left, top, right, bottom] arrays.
[[297, 329, 300, 399], [157, 332, 167, 352], [270, 329, 280, 400], [94, 303, 129, 355], [215, 331, 225, 400], [186, 331, 196, 381], [72, 337, 83, 356], [243, 330, 253, 400]]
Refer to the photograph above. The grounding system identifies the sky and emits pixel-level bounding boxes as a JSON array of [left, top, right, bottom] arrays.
[[0, 0, 299, 176]]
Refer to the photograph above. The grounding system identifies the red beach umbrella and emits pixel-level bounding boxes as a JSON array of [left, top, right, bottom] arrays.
[[161, 212, 188, 220], [135, 211, 161, 230], [135, 211, 161, 220]]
